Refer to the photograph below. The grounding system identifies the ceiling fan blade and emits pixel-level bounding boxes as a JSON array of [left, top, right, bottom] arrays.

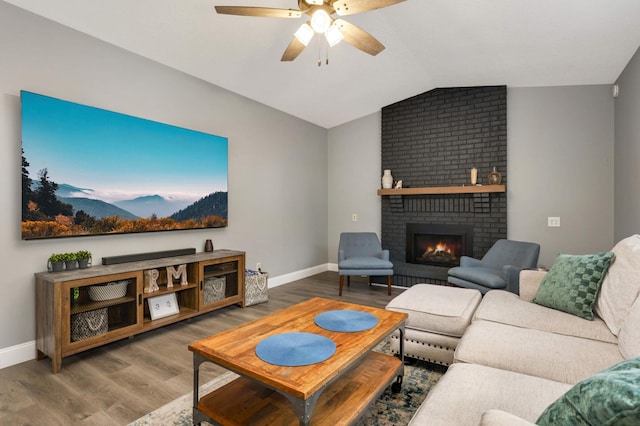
[[332, 0, 406, 16], [334, 19, 385, 56], [215, 6, 302, 18], [281, 38, 307, 61]]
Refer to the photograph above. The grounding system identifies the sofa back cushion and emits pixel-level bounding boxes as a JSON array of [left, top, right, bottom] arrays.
[[619, 294, 640, 359], [595, 234, 640, 335]]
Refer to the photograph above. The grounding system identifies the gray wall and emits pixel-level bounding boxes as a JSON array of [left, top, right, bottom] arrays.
[[614, 47, 640, 241], [508, 86, 615, 266], [328, 85, 615, 269], [327, 112, 382, 268], [0, 3, 327, 358]]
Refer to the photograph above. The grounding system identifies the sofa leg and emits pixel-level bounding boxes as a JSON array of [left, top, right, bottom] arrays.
[[387, 275, 392, 295], [339, 275, 344, 296]]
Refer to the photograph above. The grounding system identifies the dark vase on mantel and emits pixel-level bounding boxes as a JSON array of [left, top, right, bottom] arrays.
[[487, 167, 502, 185]]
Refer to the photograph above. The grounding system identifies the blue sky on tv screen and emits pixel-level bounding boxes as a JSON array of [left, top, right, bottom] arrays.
[[21, 91, 228, 205]]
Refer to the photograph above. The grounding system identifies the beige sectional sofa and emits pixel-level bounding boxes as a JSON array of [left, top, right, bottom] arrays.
[[408, 235, 640, 425]]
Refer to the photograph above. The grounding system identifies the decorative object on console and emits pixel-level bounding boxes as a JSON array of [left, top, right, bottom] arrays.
[[470, 167, 478, 185], [63, 252, 78, 270], [144, 269, 160, 293], [148, 293, 180, 320], [70, 308, 108, 342], [204, 239, 214, 252], [166, 264, 188, 287], [382, 169, 394, 189], [88, 280, 129, 301], [395, 180, 403, 189], [203, 277, 226, 304], [21, 91, 228, 240], [487, 166, 502, 185]]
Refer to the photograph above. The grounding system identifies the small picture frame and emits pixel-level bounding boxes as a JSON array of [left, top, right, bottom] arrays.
[[148, 293, 179, 320]]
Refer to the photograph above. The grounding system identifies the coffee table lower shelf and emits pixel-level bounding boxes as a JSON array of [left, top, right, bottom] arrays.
[[195, 351, 403, 426]]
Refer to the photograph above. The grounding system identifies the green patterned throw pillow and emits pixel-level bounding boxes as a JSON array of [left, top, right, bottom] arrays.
[[537, 357, 640, 425], [532, 252, 615, 320]]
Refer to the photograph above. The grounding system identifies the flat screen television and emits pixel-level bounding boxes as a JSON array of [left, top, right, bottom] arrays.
[[21, 90, 228, 240]]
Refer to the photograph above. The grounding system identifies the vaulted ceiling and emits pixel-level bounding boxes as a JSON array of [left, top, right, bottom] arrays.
[[5, 0, 640, 128]]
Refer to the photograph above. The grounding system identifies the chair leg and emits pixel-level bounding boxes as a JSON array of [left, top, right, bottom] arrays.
[[387, 275, 392, 295], [368, 276, 372, 286], [339, 275, 344, 296], [347, 276, 350, 287]]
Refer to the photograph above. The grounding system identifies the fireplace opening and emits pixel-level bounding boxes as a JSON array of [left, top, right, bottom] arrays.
[[406, 223, 474, 267]]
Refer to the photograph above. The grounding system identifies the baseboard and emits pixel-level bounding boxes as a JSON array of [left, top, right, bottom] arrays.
[[0, 340, 36, 370], [267, 263, 331, 288]]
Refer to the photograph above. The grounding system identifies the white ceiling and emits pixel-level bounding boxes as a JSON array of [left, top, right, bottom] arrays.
[[5, 0, 640, 128]]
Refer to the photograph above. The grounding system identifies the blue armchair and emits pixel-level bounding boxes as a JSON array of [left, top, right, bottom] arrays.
[[447, 239, 540, 295], [338, 232, 394, 296]]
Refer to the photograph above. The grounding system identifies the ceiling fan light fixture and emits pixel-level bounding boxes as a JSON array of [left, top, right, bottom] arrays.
[[294, 23, 314, 46], [310, 9, 331, 33], [305, 0, 324, 5], [325, 23, 344, 47]]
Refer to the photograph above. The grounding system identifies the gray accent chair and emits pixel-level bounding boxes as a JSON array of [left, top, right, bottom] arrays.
[[447, 239, 540, 295], [338, 232, 394, 296]]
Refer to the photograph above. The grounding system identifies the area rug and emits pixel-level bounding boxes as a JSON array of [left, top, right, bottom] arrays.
[[129, 340, 444, 426]]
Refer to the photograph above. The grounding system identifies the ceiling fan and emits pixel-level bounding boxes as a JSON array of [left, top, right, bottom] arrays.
[[215, 0, 406, 62]]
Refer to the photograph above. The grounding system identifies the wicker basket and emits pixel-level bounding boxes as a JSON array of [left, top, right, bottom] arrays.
[[245, 271, 268, 306], [70, 308, 108, 342], [204, 277, 226, 304], [89, 280, 128, 301]]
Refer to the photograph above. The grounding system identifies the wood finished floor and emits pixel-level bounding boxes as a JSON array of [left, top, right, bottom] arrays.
[[0, 272, 406, 425]]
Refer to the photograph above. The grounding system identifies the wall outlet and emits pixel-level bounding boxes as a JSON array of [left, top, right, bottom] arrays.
[[352, 213, 358, 222], [547, 217, 561, 227], [256, 262, 262, 271]]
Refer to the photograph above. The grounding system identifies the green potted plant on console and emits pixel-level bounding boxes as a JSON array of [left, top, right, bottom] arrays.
[[48, 253, 65, 272], [62, 252, 78, 270], [76, 250, 92, 269]]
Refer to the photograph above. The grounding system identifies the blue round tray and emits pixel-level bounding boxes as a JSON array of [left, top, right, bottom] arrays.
[[255, 332, 336, 366], [314, 309, 379, 332]]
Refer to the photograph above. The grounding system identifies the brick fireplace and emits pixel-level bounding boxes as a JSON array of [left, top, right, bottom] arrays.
[[380, 86, 507, 287]]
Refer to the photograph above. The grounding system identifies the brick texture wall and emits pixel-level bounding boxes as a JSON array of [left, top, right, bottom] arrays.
[[381, 86, 507, 287]]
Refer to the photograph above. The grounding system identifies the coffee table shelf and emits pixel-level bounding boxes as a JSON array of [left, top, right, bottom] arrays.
[[197, 351, 402, 425]]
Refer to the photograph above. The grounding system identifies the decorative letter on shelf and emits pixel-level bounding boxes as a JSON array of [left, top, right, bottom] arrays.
[[144, 269, 160, 293], [166, 264, 188, 287]]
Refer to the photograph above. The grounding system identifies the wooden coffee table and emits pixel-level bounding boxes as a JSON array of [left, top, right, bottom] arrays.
[[188, 297, 407, 425]]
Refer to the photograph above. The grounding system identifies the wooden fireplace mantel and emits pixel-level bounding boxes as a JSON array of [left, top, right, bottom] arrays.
[[377, 184, 505, 196]]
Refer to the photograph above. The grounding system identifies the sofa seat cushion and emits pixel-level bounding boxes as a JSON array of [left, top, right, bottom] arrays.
[[386, 284, 481, 337], [454, 320, 624, 384], [409, 363, 571, 426], [480, 410, 536, 426], [475, 290, 617, 344], [338, 256, 393, 270], [447, 266, 505, 289], [537, 357, 640, 425]]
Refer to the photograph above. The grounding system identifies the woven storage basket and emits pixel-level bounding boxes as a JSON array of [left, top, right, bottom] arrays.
[[89, 280, 128, 301], [70, 308, 108, 342], [245, 271, 268, 306], [204, 277, 226, 304]]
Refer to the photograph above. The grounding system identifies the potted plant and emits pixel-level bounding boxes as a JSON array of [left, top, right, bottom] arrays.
[[62, 252, 78, 270], [76, 250, 92, 269], [48, 253, 65, 272]]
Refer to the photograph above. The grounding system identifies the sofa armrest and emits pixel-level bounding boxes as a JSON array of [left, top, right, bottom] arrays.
[[479, 409, 536, 426], [380, 249, 390, 261], [519, 270, 547, 301]]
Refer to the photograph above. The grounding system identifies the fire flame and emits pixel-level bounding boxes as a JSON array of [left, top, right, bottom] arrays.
[[425, 242, 453, 255]]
